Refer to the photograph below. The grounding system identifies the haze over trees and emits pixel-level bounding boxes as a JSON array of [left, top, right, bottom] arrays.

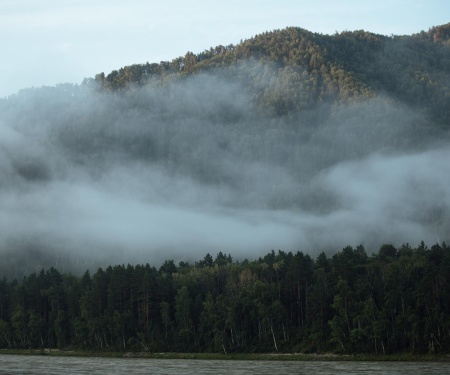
[[0, 23, 449, 353]]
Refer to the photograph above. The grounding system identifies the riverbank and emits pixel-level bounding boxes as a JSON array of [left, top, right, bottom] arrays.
[[1, 349, 449, 362]]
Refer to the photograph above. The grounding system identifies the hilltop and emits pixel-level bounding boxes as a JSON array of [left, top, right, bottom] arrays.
[[93, 23, 450, 127]]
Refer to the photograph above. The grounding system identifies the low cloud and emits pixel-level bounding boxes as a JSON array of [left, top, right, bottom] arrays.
[[0, 72, 448, 274]]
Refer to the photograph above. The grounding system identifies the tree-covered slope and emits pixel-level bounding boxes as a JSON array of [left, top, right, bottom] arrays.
[[0, 24, 450, 355], [94, 24, 450, 126], [0, 25, 449, 279]]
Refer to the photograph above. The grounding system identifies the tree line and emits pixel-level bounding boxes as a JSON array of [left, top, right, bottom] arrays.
[[0, 242, 449, 354]]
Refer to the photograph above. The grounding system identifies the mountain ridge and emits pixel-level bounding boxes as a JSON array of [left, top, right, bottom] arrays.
[[90, 23, 450, 127]]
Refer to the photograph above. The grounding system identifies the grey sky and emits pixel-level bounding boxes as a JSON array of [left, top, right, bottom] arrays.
[[1, 0, 449, 98]]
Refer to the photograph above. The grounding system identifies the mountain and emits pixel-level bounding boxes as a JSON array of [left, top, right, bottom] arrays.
[[94, 24, 450, 127], [0, 24, 449, 279]]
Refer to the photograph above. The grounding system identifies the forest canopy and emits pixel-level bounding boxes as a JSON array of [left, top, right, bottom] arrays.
[[0, 242, 449, 354]]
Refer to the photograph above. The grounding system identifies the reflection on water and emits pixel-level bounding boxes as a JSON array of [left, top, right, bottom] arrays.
[[0, 355, 448, 375]]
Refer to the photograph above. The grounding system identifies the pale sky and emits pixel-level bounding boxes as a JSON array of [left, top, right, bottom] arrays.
[[1, 0, 449, 98]]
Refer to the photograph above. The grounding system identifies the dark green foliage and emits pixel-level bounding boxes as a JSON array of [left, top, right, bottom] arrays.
[[1, 243, 449, 354]]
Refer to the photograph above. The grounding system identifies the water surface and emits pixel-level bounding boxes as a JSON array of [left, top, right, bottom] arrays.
[[0, 355, 448, 374]]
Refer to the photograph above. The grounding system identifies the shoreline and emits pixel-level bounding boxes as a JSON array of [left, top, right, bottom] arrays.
[[1, 349, 449, 362]]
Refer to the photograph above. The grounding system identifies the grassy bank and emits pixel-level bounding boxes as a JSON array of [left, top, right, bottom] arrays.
[[1, 349, 449, 362]]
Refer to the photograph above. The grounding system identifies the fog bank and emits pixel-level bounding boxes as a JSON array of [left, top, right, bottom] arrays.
[[0, 73, 448, 273]]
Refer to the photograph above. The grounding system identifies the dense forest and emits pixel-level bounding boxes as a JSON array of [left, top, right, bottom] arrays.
[[0, 24, 450, 354], [0, 242, 449, 354]]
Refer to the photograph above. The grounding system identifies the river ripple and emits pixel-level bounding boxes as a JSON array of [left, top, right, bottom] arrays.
[[0, 355, 449, 374]]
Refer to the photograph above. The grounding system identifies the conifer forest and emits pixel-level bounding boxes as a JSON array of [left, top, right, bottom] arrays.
[[1, 24, 450, 354]]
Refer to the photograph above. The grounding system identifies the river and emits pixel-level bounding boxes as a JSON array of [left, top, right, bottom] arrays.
[[0, 355, 449, 374]]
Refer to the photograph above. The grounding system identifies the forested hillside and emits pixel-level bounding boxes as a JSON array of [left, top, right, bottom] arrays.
[[0, 242, 449, 354], [0, 22, 449, 319], [94, 23, 450, 127]]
